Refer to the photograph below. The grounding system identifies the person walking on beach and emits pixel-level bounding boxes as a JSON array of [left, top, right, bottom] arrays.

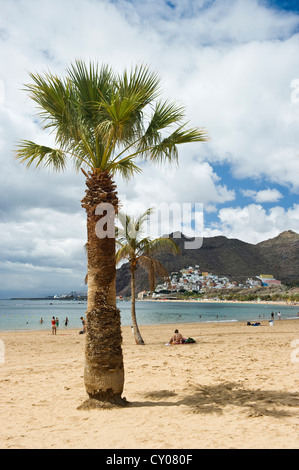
[[55, 317, 59, 328], [51, 316, 56, 335], [278, 311, 281, 320]]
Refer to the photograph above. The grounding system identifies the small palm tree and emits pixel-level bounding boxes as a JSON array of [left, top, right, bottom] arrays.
[[15, 61, 207, 405], [116, 208, 180, 345]]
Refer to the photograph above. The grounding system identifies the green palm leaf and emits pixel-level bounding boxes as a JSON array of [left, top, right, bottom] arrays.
[[116, 208, 180, 276], [148, 124, 208, 164], [15, 141, 67, 171]]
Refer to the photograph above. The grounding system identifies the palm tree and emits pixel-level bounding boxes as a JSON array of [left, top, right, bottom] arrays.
[[15, 61, 208, 405], [116, 208, 180, 345]]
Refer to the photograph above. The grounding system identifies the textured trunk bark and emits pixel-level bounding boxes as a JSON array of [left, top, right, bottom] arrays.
[[81, 170, 125, 405], [130, 267, 145, 345]]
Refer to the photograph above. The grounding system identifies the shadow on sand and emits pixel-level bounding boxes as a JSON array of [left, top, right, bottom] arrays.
[[128, 382, 299, 418]]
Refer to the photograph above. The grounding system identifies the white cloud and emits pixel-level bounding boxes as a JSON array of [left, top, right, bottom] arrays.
[[241, 188, 283, 203], [0, 207, 86, 262], [0, 260, 83, 297], [0, 207, 87, 295], [117, 160, 235, 206], [178, 35, 299, 190], [205, 203, 299, 244]]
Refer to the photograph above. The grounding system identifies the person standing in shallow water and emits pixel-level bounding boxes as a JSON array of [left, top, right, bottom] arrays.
[[80, 317, 86, 334], [51, 316, 56, 335]]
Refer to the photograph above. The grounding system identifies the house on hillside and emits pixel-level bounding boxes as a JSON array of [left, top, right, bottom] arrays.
[[257, 275, 281, 286]]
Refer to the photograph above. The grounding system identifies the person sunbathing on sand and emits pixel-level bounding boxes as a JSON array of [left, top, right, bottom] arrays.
[[169, 329, 185, 344]]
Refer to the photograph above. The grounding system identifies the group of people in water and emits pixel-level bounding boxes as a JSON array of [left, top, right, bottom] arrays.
[[46, 316, 85, 335], [50, 316, 69, 335], [256, 311, 282, 320]]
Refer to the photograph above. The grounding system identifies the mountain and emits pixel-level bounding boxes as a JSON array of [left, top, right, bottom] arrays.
[[116, 230, 299, 296]]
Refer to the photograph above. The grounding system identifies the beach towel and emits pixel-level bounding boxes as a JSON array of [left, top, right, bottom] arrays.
[[165, 337, 196, 345]]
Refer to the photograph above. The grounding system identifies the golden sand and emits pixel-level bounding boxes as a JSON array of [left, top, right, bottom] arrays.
[[0, 319, 298, 449]]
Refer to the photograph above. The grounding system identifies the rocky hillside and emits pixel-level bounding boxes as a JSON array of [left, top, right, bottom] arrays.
[[116, 230, 299, 296]]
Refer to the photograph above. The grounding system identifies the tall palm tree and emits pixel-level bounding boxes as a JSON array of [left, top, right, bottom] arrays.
[[15, 61, 208, 405], [116, 208, 180, 345]]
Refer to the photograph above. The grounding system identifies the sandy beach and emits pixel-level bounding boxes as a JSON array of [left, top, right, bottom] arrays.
[[0, 319, 298, 449]]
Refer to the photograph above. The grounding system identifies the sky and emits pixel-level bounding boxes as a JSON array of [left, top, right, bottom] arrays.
[[0, 0, 298, 298]]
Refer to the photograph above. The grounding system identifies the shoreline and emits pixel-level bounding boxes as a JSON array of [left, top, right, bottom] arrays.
[[1, 313, 298, 334], [137, 298, 299, 306], [0, 316, 298, 335], [0, 316, 298, 336]]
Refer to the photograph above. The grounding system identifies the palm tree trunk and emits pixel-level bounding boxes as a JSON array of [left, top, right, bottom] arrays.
[[130, 267, 145, 345], [81, 170, 125, 405]]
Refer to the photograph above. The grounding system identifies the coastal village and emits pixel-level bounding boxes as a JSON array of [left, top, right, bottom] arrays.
[[136, 266, 282, 300]]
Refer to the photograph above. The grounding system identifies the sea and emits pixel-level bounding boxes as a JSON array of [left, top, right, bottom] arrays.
[[0, 298, 298, 332]]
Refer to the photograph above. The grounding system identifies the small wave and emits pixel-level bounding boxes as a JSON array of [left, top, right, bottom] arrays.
[[205, 319, 238, 323]]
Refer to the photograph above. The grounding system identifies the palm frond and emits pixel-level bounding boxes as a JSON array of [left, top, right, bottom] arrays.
[[115, 208, 179, 292], [67, 60, 114, 116], [24, 69, 100, 167], [136, 207, 153, 224], [25, 72, 79, 141], [148, 124, 208, 164], [142, 100, 185, 146], [15, 140, 67, 171], [107, 156, 142, 181], [117, 64, 161, 106], [133, 208, 153, 237], [115, 243, 134, 265], [94, 64, 162, 165], [116, 208, 154, 243], [25, 71, 67, 122], [138, 255, 170, 291]]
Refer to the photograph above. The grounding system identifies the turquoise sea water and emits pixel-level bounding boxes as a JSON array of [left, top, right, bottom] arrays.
[[0, 299, 298, 332]]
